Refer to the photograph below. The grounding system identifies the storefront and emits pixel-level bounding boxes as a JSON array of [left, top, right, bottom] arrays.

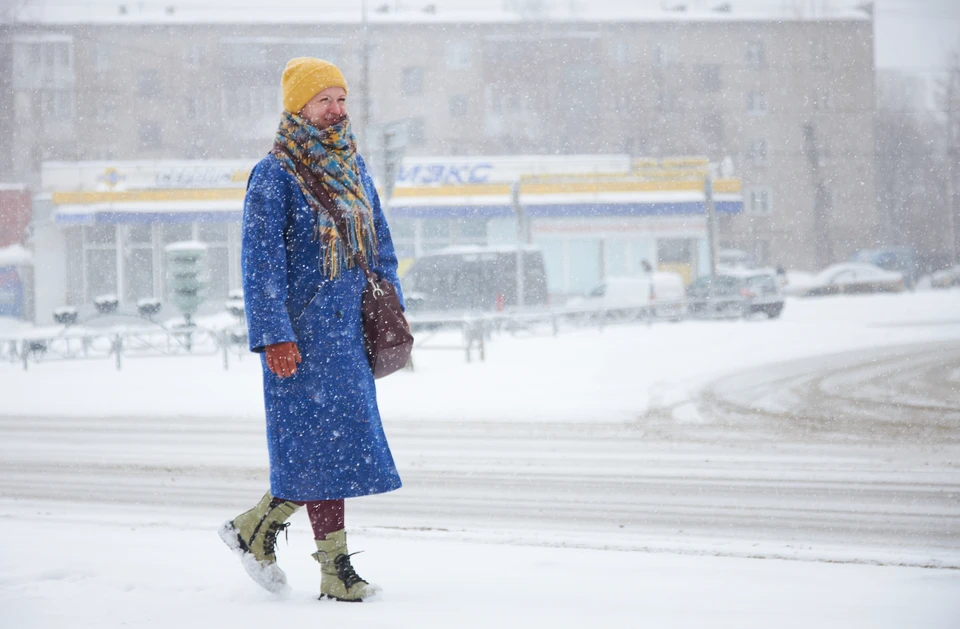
[[34, 161, 250, 320], [389, 156, 743, 298], [32, 155, 741, 320]]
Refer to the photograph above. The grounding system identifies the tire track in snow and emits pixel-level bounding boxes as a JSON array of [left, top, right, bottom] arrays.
[[1, 411, 958, 567]]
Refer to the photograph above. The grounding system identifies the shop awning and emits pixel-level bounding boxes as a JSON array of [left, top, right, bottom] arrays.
[[53, 200, 243, 225], [388, 182, 743, 220]]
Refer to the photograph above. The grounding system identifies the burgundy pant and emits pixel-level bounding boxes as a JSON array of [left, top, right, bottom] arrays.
[[287, 499, 345, 540]]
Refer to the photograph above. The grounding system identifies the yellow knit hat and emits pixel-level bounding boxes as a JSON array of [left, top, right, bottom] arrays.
[[281, 57, 348, 114]]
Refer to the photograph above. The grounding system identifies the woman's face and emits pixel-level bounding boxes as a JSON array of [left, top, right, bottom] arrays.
[[300, 87, 347, 129]]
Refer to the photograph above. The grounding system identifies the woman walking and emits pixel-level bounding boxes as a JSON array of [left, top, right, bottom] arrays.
[[219, 57, 405, 602]]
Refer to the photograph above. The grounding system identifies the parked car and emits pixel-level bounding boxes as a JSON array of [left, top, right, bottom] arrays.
[[582, 272, 686, 319], [850, 247, 918, 288], [717, 249, 757, 269], [686, 269, 785, 319], [401, 245, 548, 314], [931, 265, 960, 289], [780, 270, 817, 297], [801, 263, 906, 297]]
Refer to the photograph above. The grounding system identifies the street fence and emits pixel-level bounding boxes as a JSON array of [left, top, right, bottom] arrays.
[[1, 296, 765, 371]]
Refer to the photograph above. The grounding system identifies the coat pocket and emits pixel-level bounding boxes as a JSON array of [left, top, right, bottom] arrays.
[[294, 284, 328, 322]]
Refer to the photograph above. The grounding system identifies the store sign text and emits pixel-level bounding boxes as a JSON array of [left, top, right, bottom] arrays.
[[397, 163, 493, 186]]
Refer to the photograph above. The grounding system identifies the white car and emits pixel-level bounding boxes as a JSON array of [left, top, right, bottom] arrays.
[[801, 263, 906, 297], [582, 273, 687, 319], [931, 265, 960, 289]]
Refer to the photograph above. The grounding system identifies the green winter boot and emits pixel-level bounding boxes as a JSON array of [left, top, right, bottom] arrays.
[[312, 529, 380, 602], [219, 492, 301, 594]]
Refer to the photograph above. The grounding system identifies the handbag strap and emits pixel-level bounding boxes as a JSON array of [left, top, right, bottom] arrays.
[[271, 143, 377, 282]]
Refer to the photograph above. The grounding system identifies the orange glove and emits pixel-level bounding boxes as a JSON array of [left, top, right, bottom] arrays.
[[265, 341, 302, 378]]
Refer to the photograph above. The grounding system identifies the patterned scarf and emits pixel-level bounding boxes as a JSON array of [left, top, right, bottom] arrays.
[[274, 112, 378, 279]]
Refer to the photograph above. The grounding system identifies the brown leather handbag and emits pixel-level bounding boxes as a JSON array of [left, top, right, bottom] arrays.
[[271, 144, 414, 379]]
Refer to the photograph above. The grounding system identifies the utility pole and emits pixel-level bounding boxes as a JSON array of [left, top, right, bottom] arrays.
[[803, 122, 833, 268], [704, 174, 718, 278], [512, 180, 527, 308], [947, 57, 959, 264], [359, 0, 371, 155]]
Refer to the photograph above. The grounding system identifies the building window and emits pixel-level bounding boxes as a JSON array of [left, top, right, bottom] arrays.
[[139, 121, 162, 149], [655, 43, 676, 66], [55, 41, 70, 67], [401, 67, 423, 96], [747, 139, 768, 167], [658, 89, 679, 113], [449, 94, 467, 118], [812, 86, 832, 111], [446, 42, 471, 69], [698, 64, 721, 92], [183, 43, 206, 66], [93, 42, 111, 72], [701, 113, 724, 148], [29, 42, 41, 67], [220, 85, 277, 117], [746, 40, 766, 68], [95, 99, 116, 125], [746, 187, 773, 215], [747, 90, 767, 114], [41, 90, 74, 120], [43, 42, 56, 69], [138, 69, 161, 98], [406, 117, 426, 146], [186, 94, 219, 122], [484, 83, 502, 114], [608, 40, 629, 67]]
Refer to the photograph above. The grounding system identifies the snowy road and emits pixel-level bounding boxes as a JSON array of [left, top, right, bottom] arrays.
[[696, 340, 960, 442], [3, 341, 958, 569]]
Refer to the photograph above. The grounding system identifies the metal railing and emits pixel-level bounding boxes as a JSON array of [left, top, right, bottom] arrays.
[[1, 295, 773, 370], [1, 322, 250, 371]]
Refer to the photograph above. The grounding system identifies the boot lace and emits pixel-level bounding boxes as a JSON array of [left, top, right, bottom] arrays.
[[333, 552, 366, 590], [263, 521, 291, 557]]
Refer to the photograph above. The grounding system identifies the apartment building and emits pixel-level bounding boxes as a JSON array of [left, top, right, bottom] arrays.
[[1, 4, 876, 297]]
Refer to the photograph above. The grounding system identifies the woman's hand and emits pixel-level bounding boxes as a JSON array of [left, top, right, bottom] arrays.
[[265, 341, 302, 378]]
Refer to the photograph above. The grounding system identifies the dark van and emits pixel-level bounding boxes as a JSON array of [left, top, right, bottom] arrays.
[[401, 246, 548, 313]]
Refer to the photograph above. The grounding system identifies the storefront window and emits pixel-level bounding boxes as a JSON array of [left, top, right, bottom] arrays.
[[456, 219, 487, 240], [206, 247, 230, 299], [126, 224, 153, 244], [606, 241, 630, 277], [84, 224, 115, 245], [421, 219, 451, 240], [65, 227, 84, 305], [85, 249, 117, 300], [198, 221, 228, 243], [537, 239, 566, 295], [389, 219, 415, 240], [657, 238, 693, 264], [567, 239, 602, 295], [161, 223, 193, 244], [657, 238, 696, 284], [124, 246, 155, 301]]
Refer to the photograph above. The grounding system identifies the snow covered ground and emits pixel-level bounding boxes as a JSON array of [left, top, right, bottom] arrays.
[[2, 291, 959, 423], [1, 291, 959, 628]]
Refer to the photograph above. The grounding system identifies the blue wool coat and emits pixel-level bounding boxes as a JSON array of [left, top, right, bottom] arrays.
[[241, 153, 404, 501]]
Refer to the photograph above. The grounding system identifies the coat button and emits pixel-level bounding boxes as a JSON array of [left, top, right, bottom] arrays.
[[336, 310, 343, 320]]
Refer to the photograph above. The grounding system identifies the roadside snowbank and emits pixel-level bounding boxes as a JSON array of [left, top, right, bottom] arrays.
[[1, 291, 958, 422]]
